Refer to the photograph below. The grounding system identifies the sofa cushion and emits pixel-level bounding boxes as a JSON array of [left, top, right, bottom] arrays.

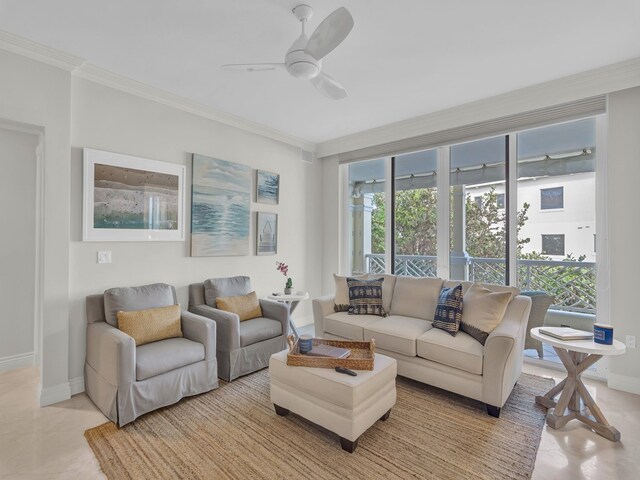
[[333, 273, 367, 312], [460, 283, 513, 345], [389, 276, 443, 320], [204, 276, 252, 308], [136, 337, 205, 381], [216, 291, 263, 321], [117, 304, 183, 346], [104, 283, 176, 327], [347, 277, 386, 316], [364, 315, 432, 356], [416, 328, 484, 375], [432, 285, 463, 336], [239, 317, 282, 347], [324, 312, 381, 340]]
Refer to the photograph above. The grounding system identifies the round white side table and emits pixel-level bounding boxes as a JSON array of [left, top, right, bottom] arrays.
[[267, 292, 309, 339], [530, 327, 626, 442]]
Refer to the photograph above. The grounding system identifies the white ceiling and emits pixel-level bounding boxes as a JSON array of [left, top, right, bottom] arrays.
[[1, 0, 639, 144]]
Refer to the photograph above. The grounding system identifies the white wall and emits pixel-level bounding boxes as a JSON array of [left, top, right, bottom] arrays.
[[321, 156, 341, 294], [607, 86, 640, 394], [0, 49, 72, 403], [0, 127, 37, 369], [68, 78, 322, 381]]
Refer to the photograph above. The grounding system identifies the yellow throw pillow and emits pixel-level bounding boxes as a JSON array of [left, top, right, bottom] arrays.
[[117, 304, 182, 346], [216, 291, 263, 321]]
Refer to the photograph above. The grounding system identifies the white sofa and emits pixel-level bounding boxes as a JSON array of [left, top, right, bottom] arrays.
[[312, 275, 532, 417]]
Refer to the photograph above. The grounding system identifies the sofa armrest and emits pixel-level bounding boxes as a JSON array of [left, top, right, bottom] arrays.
[[312, 294, 335, 337], [86, 322, 136, 387], [189, 304, 241, 351], [482, 295, 532, 407], [181, 310, 217, 360], [260, 299, 289, 335]]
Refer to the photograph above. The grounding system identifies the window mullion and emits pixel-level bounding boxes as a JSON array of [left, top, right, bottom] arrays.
[[384, 156, 393, 274], [436, 146, 450, 279], [508, 133, 518, 286]]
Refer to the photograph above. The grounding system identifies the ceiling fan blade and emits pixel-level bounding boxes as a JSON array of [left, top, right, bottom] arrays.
[[305, 7, 354, 61], [310, 72, 348, 100], [220, 63, 285, 72]]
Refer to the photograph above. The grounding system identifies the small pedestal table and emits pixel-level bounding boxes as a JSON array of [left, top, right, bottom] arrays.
[[530, 327, 626, 442], [267, 292, 309, 339]]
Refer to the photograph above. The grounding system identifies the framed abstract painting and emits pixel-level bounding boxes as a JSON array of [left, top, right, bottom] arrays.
[[191, 154, 251, 256], [82, 148, 185, 241]]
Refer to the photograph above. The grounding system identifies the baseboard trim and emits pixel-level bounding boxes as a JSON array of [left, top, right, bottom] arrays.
[[608, 373, 640, 395], [0, 351, 34, 373], [69, 376, 85, 395], [39, 381, 71, 407]]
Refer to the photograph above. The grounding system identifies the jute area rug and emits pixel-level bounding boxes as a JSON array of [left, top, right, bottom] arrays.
[[85, 370, 553, 480]]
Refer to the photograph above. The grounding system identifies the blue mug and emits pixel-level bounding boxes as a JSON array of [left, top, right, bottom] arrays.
[[299, 335, 313, 354], [593, 323, 613, 345]]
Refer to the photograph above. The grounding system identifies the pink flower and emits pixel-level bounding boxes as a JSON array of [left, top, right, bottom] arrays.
[[276, 261, 289, 277]]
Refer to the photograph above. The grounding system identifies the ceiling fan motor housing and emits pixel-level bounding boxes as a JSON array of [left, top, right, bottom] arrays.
[[285, 34, 320, 79]]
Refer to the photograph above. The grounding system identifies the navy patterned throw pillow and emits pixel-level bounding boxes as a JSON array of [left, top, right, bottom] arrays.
[[346, 277, 386, 316], [432, 285, 463, 336]]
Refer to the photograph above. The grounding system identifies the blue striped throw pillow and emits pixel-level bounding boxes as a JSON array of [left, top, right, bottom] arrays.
[[432, 285, 463, 336], [346, 277, 386, 316]]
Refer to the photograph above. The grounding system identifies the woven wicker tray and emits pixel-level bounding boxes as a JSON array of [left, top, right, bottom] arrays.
[[286, 335, 375, 371]]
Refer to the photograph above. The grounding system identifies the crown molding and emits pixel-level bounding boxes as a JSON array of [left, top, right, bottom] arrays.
[[73, 64, 317, 152], [0, 30, 84, 71], [317, 57, 640, 158], [0, 29, 316, 151]]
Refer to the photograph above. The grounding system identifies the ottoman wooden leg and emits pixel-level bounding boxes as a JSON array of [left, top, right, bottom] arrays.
[[273, 404, 290, 416], [339, 436, 359, 453], [380, 409, 391, 421]]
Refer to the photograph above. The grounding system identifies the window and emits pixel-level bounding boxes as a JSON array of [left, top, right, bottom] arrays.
[[450, 136, 507, 284], [541, 234, 565, 256], [496, 193, 505, 209], [540, 186, 564, 210], [394, 149, 438, 277], [348, 158, 386, 274]]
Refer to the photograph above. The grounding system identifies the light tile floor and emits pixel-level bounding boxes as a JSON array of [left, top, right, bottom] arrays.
[[1, 361, 639, 479]]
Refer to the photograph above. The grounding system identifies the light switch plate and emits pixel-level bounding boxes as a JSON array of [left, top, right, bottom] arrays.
[[626, 335, 636, 349], [97, 251, 112, 264]]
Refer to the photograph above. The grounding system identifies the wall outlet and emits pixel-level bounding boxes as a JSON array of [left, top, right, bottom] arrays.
[[626, 335, 636, 349], [97, 251, 112, 264]]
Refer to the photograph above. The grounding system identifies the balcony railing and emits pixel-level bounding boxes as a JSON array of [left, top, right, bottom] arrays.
[[365, 253, 596, 314]]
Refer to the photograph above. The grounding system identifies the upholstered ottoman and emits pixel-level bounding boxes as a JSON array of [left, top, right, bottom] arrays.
[[269, 350, 397, 452]]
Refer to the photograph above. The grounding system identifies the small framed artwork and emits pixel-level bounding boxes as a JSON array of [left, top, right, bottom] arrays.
[[83, 148, 185, 241], [256, 169, 280, 205], [256, 212, 278, 255]]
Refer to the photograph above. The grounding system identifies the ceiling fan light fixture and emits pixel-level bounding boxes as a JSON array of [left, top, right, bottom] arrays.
[[288, 61, 320, 79]]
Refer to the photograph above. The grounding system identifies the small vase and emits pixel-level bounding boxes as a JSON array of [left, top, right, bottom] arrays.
[[284, 288, 293, 295]]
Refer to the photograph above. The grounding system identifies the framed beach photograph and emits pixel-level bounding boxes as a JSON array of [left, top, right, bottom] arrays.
[[83, 148, 185, 241], [191, 154, 251, 256], [256, 169, 280, 205], [256, 212, 278, 255]]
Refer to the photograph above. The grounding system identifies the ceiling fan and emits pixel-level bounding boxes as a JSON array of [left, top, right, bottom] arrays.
[[221, 5, 354, 100]]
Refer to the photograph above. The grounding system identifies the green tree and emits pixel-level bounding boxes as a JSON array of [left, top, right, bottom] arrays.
[[371, 187, 530, 258]]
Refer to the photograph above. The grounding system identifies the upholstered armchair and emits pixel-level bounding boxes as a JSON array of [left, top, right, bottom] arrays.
[[188, 276, 289, 381], [84, 283, 218, 426]]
